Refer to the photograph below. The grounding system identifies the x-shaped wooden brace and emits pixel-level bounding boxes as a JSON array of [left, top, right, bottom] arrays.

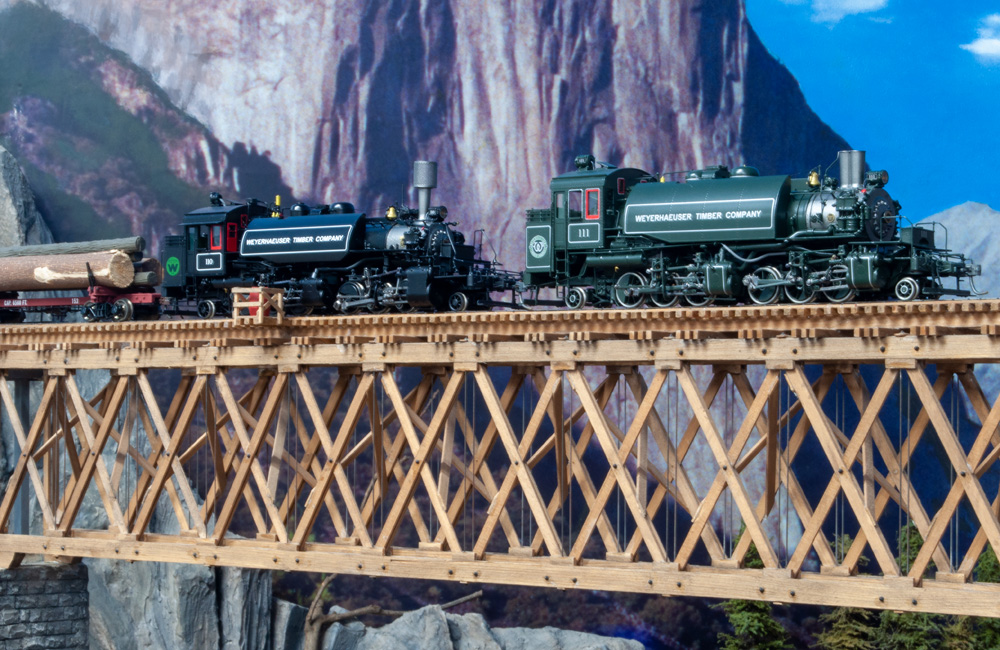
[[359, 372, 435, 542], [570, 369, 670, 562], [0, 373, 57, 534], [953, 371, 1000, 578], [291, 372, 375, 548], [838, 370, 953, 572], [906, 366, 1000, 582], [527, 373, 622, 556], [727, 369, 841, 569], [57, 374, 130, 535], [472, 367, 563, 559], [619, 369, 724, 560], [674, 366, 778, 569], [375, 370, 465, 553], [785, 365, 899, 576]]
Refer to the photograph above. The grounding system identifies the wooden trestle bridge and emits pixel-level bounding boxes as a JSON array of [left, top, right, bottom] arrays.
[[3, 300, 1000, 617]]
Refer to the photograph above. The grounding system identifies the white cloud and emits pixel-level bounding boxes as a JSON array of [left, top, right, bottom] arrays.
[[961, 14, 1000, 63], [810, 0, 889, 23]]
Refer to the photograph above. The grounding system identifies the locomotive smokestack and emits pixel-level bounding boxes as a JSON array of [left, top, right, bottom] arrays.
[[838, 150, 865, 189], [413, 160, 438, 220]]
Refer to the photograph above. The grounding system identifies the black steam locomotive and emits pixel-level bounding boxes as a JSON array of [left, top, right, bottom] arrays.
[[522, 150, 980, 308], [160, 161, 519, 316]]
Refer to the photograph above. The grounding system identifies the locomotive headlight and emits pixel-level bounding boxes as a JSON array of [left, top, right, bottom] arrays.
[[865, 170, 889, 187]]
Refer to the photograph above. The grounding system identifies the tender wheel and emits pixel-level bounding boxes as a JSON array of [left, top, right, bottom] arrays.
[[783, 275, 817, 305], [197, 299, 217, 319], [82, 302, 99, 322], [613, 272, 646, 309], [564, 287, 587, 310], [746, 267, 782, 305], [286, 305, 315, 317], [111, 298, 134, 322], [447, 291, 469, 312], [894, 277, 920, 301]]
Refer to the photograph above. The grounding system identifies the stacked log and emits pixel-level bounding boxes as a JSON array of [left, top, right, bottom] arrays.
[[0, 237, 145, 259], [0, 250, 136, 291]]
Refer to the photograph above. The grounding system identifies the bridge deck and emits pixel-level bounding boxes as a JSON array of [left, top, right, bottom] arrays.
[[1, 302, 1000, 617]]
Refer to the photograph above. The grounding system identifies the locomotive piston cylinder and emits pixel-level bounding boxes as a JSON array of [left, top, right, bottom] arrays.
[[838, 150, 866, 189], [413, 161, 438, 221]]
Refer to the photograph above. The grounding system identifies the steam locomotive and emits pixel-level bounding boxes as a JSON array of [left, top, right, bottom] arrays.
[[0, 150, 982, 323], [522, 150, 980, 308], [160, 161, 520, 317]]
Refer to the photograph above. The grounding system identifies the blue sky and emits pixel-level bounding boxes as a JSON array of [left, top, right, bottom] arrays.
[[746, 0, 1000, 218]]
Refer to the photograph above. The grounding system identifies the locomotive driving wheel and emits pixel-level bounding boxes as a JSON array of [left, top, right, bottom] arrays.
[[820, 264, 856, 303], [783, 272, 817, 304], [613, 272, 646, 309], [746, 267, 782, 305]]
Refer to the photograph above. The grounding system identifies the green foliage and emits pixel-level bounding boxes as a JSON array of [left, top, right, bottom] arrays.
[[717, 599, 790, 650], [716, 525, 789, 649], [942, 616, 977, 650], [814, 607, 877, 650], [875, 610, 943, 650], [895, 521, 930, 574], [0, 2, 207, 240]]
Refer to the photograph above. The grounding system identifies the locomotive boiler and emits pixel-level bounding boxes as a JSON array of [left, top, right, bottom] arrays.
[[523, 151, 980, 308], [161, 161, 519, 317]]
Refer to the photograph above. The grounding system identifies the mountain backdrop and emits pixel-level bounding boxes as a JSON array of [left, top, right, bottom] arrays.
[[0, 0, 850, 268]]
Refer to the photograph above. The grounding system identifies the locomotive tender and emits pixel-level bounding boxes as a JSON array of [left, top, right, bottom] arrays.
[[523, 150, 980, 308], [160, 161, 519, 317]]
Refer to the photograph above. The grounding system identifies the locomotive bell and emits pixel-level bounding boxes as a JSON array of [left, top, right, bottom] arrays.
[[413, 160, 438, 221]]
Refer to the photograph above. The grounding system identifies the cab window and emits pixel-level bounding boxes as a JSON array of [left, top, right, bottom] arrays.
[[568, 189, 583, 220], [585, 189, 600, 220], [210, 225, 223, 251]]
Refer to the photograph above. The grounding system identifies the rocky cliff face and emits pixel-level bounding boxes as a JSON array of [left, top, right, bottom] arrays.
[[0, 142, 52, 246], [0, 2, 291, 247], [21, 0, 848, 266]]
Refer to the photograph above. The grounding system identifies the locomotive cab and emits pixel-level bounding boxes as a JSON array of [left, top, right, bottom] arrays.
[[525, 155, 649, 284], [161, 196, 269, 313]]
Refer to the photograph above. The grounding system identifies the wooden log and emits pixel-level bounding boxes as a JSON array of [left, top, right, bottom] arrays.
[[132, 258, 162, 286], [0, 251, 135, 290], [0, 237, 145, 258]]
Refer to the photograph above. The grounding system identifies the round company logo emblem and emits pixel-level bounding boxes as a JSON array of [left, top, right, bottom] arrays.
[[165, 256, 181, 276], [528, 235, 548, 259]]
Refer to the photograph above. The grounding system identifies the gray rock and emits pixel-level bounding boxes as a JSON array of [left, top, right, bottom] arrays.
[[0, 142, 52, 248], [87, 558, 219, 650], [491, 626, 643, 650], [272, 598, 307, 650], [322, 606, 366, 650], [444, 612, 501, 650], [354, 606, 451, 650], [220, 567, 272, 650]]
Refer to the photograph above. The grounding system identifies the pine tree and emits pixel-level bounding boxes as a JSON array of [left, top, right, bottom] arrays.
[[814, 606, 877, 650], [942, 616, 977, 650], [718, 599, 791, 650], [972, 546, 1000, 648], [874, 523, 943, 649], [716, 526, 791, 650]]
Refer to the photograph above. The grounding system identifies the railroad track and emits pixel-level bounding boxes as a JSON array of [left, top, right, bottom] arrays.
[[2, 299, 1000, 350]]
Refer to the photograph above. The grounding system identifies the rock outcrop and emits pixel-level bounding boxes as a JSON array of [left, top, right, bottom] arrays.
[[269, 601, 643, 650], [20, 0, 848, 268], [0, 143, 52, 247]]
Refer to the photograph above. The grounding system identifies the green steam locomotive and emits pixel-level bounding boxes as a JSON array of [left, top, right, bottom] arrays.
[[523, 151, 980, 308]]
